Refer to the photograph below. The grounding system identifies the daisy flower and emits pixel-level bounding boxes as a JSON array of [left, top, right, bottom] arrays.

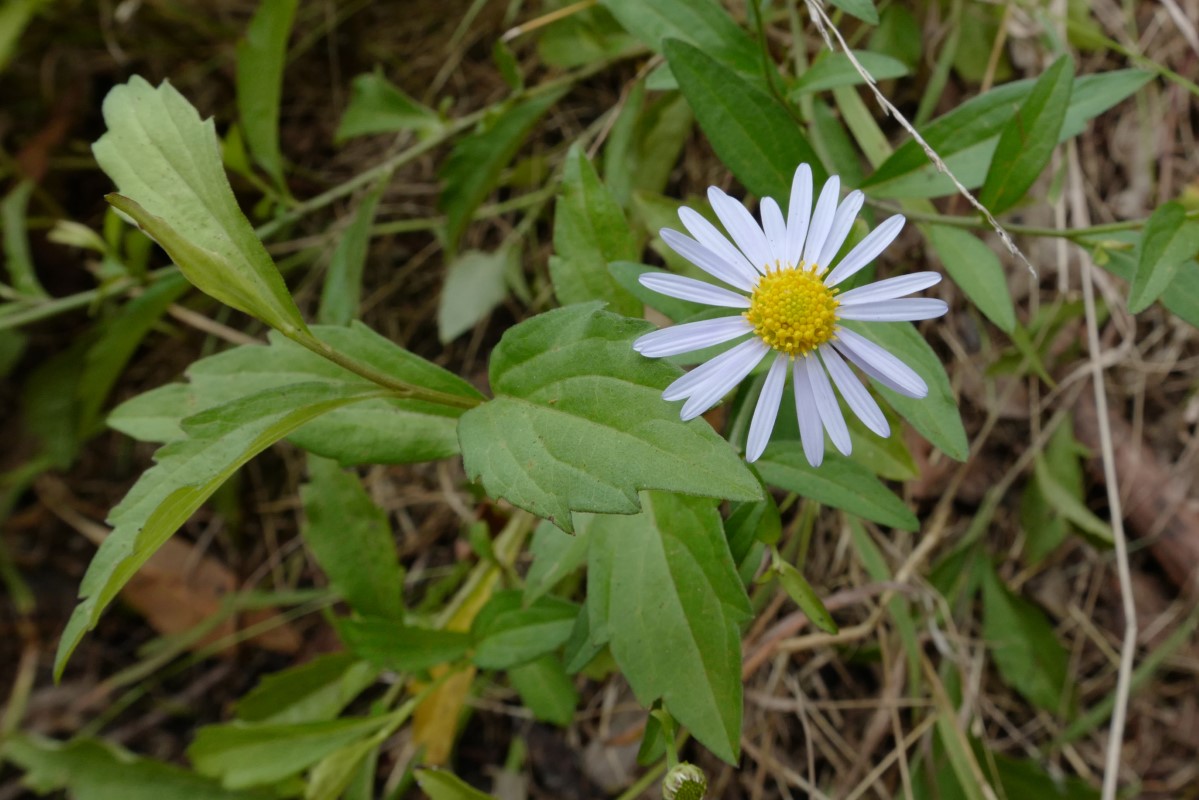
[[632, 164, 948, 467]]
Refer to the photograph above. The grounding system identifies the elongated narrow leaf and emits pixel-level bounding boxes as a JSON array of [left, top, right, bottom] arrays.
[[336, 617, 472, 672], [665, 38, 826, 201], [775, 561, 837, 633], [923, 225, 1015, 333], [318, 184, 384, 326], [1128, 202, 1199, 313], [842, 320, 968, 461], [828, 0, 879, 24], [439, 88, 566, 248], [756, 444, 919, 530], [235, 0, 298, 188], [2, 180, 45, 297], [601, 0, 760, 78], [588, 492, 751, 763], [472, 590, 579, 669], [3, 735, 266, 800], [302, 456, 404, 619], [549, 145, 640, 315], [524, 518, 592, 604], [1089, 231, 1199, 329], [335, 72, 442, 142], [236, 653, 378, 725], [416, 769, 495, 800], [457, 304, 761, 532], [189, 716, 388, 790], [793, 50, 907, 94], [1033, 459, 1112, 547], [979, 56, 1073, 213], [94, 78, 307, 334], [55, 383, 382, 677]]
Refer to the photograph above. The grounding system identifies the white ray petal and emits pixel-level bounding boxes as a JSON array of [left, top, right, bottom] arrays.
[[792, 357, 826, 467], [708, 187, 773, 272], [824, 214, 905, 287], [837, 272, 942, 306], [759, 197, 789, 270], [805, 354, 851, 455], [746, 353, 789, 463], [833, 327, 927, 398], [678, 206, 761, 283], [638, 273, 751, 308], [819, 344, 889, 438], [660, 228, 757, 291], [679, 339, 769, 420], [663, 337, 769, 401], [837, 298, 949, 322], [633, 315, 753, 357], [801, 175, 841, 269], [817, 190, 865, 270], [785, 164, 813, 267]]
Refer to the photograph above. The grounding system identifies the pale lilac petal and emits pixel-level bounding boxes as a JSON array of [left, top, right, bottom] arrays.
[[817, 190, 865, 270], [633, 316, 753, 357], [837, 272, 942, 306], [708, 187, 772, 272], [837, 298, 949, 322], [785, 164, 813, 267], [678, 207, 761, 283], [792, 357, 825, 467], [638, 273, 751, 308], [824, 214, 905, 287], [679, 339, 770, 420], [663, 337, 769, 401], [801, 175, 841, 269], [660, 228, 757, 291], [805, 354, 851, 456], [833, 327, 927, 398], [746, 353, 789, 462], [759, 197, 789, 270], [819, 344, 889, 437]]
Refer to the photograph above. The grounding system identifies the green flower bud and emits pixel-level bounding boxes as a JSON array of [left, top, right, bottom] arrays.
[[662, 762, 707, 800]]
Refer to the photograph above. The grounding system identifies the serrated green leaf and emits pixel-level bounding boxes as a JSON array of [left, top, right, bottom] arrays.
[[827, 0, 879, 24], [335, 617, 471, 672], [588, 491, 750, 763], [235, 0, 297, 189], [335, 72, 442, 143], [508, 655, 580, 725], [94, 77, 307, 334], [189, 716, 388, 790], [664, 38, 826, 202], [756, 443, 919, 531], [794, 50, 905, 94], [472, 589, 579, 669], [318, 184, 384, 326], [439, 88, 566, 248], [1129, 202, 1199, 313], [601, 0, 760, 78], [3, 735, 268, 800], [55, 382, 382, 678], [981, 564, 1070, 714], [416, 769, 495, 800], [775, 561, 838, 633], [979, 56, 1073, 214], [458, 304, 760, 532], [865, 70, 1151, 199], [301, 456, 404, 619], [549, 145, 640, 315], [923, 225, 1015, 333], [438, 247, 515, 343], [843, 320, 968, 461], [236, 653, 378, 725], [524, 518, 591, 604]]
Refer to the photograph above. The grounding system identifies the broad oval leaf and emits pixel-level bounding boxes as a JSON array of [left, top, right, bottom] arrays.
[[588, 491, 751, 763], [923, 224, 1015, 333], [664, 37, 826, 201], [1128, 202, 1199, 313], [756, 443, 919, 531], [458, 303, 761, 532], [438, 247, 516, 343], [94, 78, 307, 335], [335, 72, 443, 143]]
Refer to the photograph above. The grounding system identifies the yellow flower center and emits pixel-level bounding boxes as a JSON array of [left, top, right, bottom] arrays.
[[744, 266, 839, 356]]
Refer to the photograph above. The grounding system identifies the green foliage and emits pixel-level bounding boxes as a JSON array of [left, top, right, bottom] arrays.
[[508, 655, 580, 725], [2, 180, 45, 297], [318, 184, 384, 326], [472, 590, 579, 669], [923, 224, 1015, 333], [235, 0, 297, 190], [587, 492, 750, 763], [827, 0, 879, 25], [601, 0, 760, 79], [524, 519, 591, 603], [335, 618, 472, 672], [792, 50, 908, 94], [1128, 201, 1199, 313], [458, 304, 761, 532], [335, 72, 442, 142], [773, 558, 838, 633], [438, 247, 517, 342], [235, 653, 378, 725], [416, 769, 495, 800]]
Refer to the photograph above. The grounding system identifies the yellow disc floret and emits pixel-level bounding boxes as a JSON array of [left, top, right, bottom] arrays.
[[745, 266, 839, 356]]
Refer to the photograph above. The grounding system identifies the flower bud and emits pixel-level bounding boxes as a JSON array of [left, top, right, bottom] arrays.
[[662, 762, 707, 800]]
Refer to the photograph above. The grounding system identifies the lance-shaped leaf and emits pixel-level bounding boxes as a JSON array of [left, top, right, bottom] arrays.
[[93, 77, 307, 334], [1128, 202, 1199, 313], [588, 492, 751, 763], [235, 0, 298, 189], [55, 383, 383, 677], [457, 303, 761, 532]]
